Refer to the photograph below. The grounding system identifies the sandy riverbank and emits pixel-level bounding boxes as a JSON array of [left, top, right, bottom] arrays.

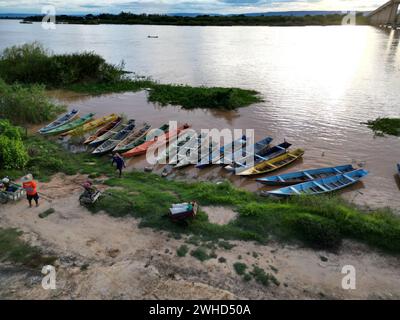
[[1, 173, 399, 300]]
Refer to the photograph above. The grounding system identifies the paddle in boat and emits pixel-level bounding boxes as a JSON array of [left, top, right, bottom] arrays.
[[236, 148, 305, 176], [92, 120, 136, 155], [226, 141, 291, 173], [263, 169, 369, 197], [123, 123, 189, 158], [61, 113, 119, 137], [256, 164, 355, 186], [38, 109, 79, 134], [113, 123, 152, 153], [43, 113, 95, 135], [83, 117, 123, 145]]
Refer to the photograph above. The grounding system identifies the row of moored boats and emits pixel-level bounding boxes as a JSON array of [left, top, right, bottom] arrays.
[[38, 109, 372, 197]]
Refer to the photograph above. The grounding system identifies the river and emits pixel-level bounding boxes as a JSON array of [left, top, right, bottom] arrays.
[[1, 19, 399, 211]]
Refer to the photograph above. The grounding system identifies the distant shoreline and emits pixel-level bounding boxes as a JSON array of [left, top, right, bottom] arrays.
[[14, 12, 369, 27]]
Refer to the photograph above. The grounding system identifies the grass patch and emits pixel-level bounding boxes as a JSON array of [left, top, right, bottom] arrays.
[[249, 266, 280, 287], [0, 228, 56, 268], [0, 135, 113, 182], [39, 208, 55, 219], [233, 262, 247, 275], [365, 118, 400, 136], [176, 245, 189, 257], [88, 170, 400, 254], [147, 84, 262, 110], [190, 247, 211, 262]]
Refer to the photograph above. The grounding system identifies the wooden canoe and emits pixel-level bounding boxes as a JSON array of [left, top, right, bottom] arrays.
[[174, 133, 210, 168], [38, 109, 79, 134], [195, 135, 247, 169], [122, 123, 189, 158], [236, 148, 305, 176], [256, 164, 355, 186], [225, 141, 291, 173], [113, 123, 152, 153], [43, 113, 95, 135], [92, 120, 136, 155], [83, 117, 122, 145], [263, 169, 368, 197], [61, 113, 119, 136], [155, 130, 195, 164]]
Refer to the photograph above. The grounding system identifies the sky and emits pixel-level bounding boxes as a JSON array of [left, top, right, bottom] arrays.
[[0, 0, 388, 15]]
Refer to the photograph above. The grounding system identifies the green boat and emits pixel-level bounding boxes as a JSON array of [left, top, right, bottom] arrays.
[[43, 113, 95, 135]]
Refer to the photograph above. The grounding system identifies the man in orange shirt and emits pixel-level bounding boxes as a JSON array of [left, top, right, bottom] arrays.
[[21, 174, 39, 207]]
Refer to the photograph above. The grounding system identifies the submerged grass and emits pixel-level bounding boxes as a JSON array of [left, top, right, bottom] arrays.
[[366, 118, 400, 136], [0, 228, 56, 268]]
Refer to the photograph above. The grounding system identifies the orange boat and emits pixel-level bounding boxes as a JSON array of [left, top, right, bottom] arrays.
[[122, 123, 190, 158]]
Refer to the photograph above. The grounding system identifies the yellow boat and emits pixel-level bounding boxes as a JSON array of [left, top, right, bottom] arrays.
[[236, 148, 305, 176], [62, 113, 119, 136]]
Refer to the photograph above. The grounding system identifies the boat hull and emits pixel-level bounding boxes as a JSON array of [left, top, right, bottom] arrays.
[[264, 169, 369, 197], [256, 164, 355, 186], [38, 109, 79, 134]]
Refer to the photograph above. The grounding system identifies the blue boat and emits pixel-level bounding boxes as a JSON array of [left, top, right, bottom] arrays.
[[226, 141, 291, 173], [196, 135, 247, 169], [263, 169, 368, 197], [256, 164, 355, 186], [38, 109, 79, 133]]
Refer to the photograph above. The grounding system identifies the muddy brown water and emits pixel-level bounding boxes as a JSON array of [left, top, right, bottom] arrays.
[[1, 20, 400, 211]]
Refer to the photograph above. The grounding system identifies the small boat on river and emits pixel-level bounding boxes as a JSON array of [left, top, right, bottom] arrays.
[[43, 113, 95, 135], [236, 148, 305, 176], [92, 120, 136, 155], [84, 117, 123, 145], [256, 164, 355, 186], [38, 109, 79, 134]]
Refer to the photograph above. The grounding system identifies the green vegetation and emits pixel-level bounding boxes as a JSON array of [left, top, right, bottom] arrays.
[[39, 208, 56, 219], [249, 266, 280, 287], [190, 247, 211, 261], [233, 262, 247, 275], [0, 135, 112, 182], [0, 78, 65, 125], [147, 84, 262, 110], [0, 120, 28, 169], [0, 42, 124, 87], [89, 170, 400, 254], [0, 43, 261, 110], [366, 118, 400, 136], [176, 244, 189, 257], [0, 228, 56, 268], [23, 12, 369, 26]]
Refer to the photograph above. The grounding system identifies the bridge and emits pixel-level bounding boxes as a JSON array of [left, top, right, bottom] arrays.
[[369, 0, 400, 27]]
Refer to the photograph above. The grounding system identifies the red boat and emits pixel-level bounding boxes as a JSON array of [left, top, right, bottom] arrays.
[[122, 123, 190, 158]]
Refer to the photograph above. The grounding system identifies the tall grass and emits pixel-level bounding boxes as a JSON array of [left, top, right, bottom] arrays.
[[0, 78, 65, 125], [0, 42, 125, 86]]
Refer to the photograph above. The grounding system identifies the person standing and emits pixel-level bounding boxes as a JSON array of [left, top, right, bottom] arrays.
[[21, 174, 39, 207], [112, 153, 126, 178]]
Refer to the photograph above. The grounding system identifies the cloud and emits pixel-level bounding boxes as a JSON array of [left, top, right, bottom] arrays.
[[0, 0, 387, 14]]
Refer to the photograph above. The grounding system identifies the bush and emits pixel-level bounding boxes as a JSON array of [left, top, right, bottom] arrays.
[[292, 213, 342, 250], [0, 120, 28, 169], [0, 42, 125, 87], [176, 245, 189, 257], [233, 262, 247, 275], [0, 78, 65, 124], [190, 247, 210, 261]]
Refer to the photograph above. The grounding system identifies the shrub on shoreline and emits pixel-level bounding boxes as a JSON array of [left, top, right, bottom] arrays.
[[0, 120, 28, 169], [0, 78, 65, 125]]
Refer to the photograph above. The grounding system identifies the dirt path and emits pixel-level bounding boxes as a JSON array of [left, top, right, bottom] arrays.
[[0, 173, 399, 300]]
